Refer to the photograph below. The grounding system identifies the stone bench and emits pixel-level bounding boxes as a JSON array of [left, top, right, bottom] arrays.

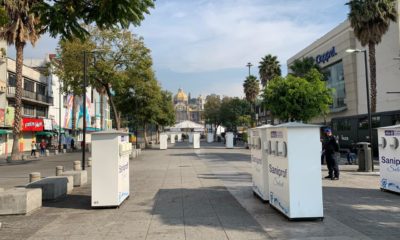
[[0, 188, 42, 215], [59, 170, 87, 187], [26, 176, 73, 200]]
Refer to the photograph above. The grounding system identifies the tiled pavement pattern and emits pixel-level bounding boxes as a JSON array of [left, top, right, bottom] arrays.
[[0, 142, 399, 240]]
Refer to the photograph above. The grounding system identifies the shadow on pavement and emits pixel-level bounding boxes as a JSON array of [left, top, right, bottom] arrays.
[[43, 194, 92, 210], [323, 186, 400, 239]]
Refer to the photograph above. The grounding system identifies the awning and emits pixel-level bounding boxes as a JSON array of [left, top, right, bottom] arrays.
[[0, 129, 12, 135], [36, 131, 55, 137]]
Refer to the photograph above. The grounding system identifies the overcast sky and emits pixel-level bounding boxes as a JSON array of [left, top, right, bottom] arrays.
[[10, 0, 349, 98]]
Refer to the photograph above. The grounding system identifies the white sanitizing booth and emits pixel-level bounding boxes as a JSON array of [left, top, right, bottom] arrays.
[[226, 132, 234, 148], [91, 130, 132, 207], [177, 133, 182, 142], [251, 125, 271, 202], [207, 132, 214, 143], [378, 125, 400, 193], [189, 133, 193, 143], [193, 133, 200, 149], [267, 122, 323, 220], [170, 133, 176, 144], [160, 133, 168, 150]]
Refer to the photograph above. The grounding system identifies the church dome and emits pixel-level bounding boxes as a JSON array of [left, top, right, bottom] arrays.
[[174, 88, 188, 102]]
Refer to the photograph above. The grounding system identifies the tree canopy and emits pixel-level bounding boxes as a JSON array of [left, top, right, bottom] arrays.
[[243, 75, 260, 104], [263, 69, 332, 122], [289, 57, 321, 78]]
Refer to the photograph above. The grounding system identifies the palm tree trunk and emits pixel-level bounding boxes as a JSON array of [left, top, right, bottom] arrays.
[[104, 84, 120, 130], [11, 41, 25, 161], [368, 42, 377, 113]]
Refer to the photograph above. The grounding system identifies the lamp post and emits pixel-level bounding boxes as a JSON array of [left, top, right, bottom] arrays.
[[82, 51, 88, 170], [346, 48, 373, 171], [246, 62, 253, 77]]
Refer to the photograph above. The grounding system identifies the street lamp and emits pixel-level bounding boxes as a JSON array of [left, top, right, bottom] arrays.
[[246, 62, 253, 77], [346, 48, 373, 170]]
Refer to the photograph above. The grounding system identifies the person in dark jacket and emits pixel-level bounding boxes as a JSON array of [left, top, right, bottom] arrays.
[[322, 128, 340, 180]]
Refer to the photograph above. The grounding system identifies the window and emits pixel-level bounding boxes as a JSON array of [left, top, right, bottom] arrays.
[[392, 114, 400, 125], [23, 104, 35, 116], [24, 79, 35, 92], [358, 116, 380, 129], [322, 61, 346, 110], [337, 119, 351, 131], [8, 72, 16, 87], [36, 106, 46, 117], [37, 84, 46, 95]]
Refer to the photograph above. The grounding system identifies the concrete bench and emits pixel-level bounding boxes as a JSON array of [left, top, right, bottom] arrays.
[[26, 176, 73, 200], [59, 170, 87, 187], [0, 188, 42, 215]]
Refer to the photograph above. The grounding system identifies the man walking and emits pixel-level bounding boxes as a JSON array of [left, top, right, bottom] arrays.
[[323, 128, 340, 180]]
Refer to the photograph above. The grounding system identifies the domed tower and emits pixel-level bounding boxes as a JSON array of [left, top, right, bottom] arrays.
[[174, 88, 188, 104]]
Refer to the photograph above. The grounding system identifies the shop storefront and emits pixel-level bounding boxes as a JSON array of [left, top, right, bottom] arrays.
[[21, 118, 44, 152]]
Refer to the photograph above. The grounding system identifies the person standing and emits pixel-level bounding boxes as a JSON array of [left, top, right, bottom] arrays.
[[31, 140, 37, 157], [323, 128, 340, 180], [40, 139, 46, 156]]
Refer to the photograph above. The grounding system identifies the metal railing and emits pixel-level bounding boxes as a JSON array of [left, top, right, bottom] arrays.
[[7, 87, 53, 105]]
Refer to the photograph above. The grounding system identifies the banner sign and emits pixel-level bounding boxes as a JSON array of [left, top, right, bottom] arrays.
[[5, 106, 14, 126], [43, 119, 53, 130], [22, 118, 44, 131]]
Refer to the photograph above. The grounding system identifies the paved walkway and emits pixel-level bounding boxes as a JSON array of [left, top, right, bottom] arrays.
[[0, 142, 399, 240]]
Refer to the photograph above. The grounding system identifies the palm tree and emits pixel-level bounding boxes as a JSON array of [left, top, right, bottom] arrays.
[[258, 54, 281, 87], [243, 75, 260, 122], [347, 0, 397, 113], [0, 1, 41, 161], [289, 57, 320, 78]]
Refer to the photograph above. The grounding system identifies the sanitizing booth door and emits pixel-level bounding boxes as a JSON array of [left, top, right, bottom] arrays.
[[378, 125, 400, 193], [91, 130, 131, 207], [267, 122, 323, 220]]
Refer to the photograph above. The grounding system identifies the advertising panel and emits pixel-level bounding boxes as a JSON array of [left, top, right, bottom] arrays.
[[5, 106, 14, 126], [22, 118, 44, 131], [43, 119, 53, 130], [0, 108, 4, 126], [378, 125, 400, 193]]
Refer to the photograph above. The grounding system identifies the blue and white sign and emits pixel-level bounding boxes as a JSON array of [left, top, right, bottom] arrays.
[[378, 125, 400, 193], [316, 47, 337, 64]]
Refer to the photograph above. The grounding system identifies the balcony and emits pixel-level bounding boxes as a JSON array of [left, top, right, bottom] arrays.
[[7, 87, 53, 105]]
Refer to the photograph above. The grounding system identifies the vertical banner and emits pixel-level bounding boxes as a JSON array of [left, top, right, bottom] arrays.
[[0, 108, 5, 126], [5, 106, 14, 127]]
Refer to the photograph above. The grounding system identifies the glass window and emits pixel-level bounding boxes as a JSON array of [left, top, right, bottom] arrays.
[[337, 119, 351, 131], [392, 114, 400, 125], [24, 79, 35, 92], [8, 72, 16, 87], [36, 106, 46, 117], [322, 61, 346, 110], [23, 104, 35, 116], [37, 84, 46, 95], [358, 116, 380, 129]]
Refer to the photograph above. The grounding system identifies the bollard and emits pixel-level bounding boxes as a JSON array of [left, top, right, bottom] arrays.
[[21, 155, 27, 161], [62, 149, 67, 154], [55, 150, 59, 155], [45, 150, 50, 156], [29, 172, 41, 183], [73, 161, 82, 171], [87, 159, 92, 167], [35, 152, 40, 158], [56, 166, 64, 176]]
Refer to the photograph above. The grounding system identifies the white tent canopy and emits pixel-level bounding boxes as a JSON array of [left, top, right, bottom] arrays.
[[170, 120, 204, 131]]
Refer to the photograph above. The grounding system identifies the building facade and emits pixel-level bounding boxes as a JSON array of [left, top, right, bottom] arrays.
[[173, 88, 205, 124], [287, 17, 400, 124], [0, 43, 113, 155]]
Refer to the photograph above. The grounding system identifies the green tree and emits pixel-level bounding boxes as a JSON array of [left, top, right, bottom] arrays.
[[347, 0, 397, 112], [258, 54, 281, 87], [0, 0, 154, 160], [289, 57, 321, 78], [204, 94, 222, 137], [219, 97, 251, 130], [155, 90, 176, 141], [263, 69, 332, 122]]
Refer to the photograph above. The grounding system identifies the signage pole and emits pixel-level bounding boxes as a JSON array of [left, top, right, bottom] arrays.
[[82, 51, 87, 170]]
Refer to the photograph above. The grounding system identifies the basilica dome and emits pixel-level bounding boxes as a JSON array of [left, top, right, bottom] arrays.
[[174, 88, 188, 102]]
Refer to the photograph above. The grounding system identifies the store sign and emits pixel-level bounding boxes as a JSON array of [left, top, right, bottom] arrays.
[[316, 47, 337, 64], [22, 118, 44, 131], [43, 119, 53, 130]]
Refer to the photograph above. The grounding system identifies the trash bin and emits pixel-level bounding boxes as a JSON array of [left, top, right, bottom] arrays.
[[357, 142, 372, 172]]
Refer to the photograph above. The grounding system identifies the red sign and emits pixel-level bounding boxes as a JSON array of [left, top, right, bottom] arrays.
[[22, 118, 44, 131]]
